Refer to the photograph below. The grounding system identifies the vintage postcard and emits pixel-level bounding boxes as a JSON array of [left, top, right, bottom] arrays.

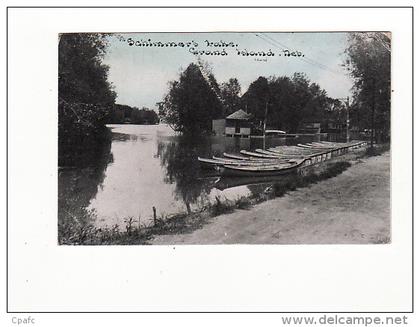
[[58, 32, 391, 245]]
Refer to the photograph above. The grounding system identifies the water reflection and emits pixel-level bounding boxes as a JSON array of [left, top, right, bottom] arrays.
[[58, 124, 341, 230], [58, 137, 113, 229], [157, 135, 214, 213], [86, 125, 188, 227]]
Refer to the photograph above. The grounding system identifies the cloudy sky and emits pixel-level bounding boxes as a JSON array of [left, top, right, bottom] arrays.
[[102, 32, 354, 109]]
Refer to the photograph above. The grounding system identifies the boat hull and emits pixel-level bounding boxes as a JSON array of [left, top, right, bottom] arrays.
[[220, 165, 298, 177], [220, 161, 302, 177], [240, 150, 281, 159], [200, 141, 368, 176]]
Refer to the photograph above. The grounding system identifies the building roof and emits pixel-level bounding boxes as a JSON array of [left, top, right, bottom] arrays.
[[226, 109, 251, 120]]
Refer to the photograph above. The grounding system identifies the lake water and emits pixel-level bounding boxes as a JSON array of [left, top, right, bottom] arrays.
[[58, 124, 336, 229]]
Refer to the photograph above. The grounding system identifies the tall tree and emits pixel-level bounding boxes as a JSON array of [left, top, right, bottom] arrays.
[[58, 33, 116, 166], [59, 33, 116, 104], [159, 63, 223, 135], [344, 32, 391, 144], [242, 76, 270, 124], [265, 76, 294, 131], [220, 78, 242, 115]]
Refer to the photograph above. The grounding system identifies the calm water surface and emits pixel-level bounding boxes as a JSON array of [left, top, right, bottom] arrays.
[[58, 124, 333, 228]]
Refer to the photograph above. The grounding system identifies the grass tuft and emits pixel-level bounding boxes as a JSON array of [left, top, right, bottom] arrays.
[[271, 161, 351, 198], [235, 196, 252, 209], [363, 143, 390, 157]]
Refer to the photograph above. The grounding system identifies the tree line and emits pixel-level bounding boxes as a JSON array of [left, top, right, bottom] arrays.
[[159, 32, 391, 142], [59, 32, 390, 166], [107, 104, 159, 124], [158, 64, 340, 135], [345, 32, 391, 144]]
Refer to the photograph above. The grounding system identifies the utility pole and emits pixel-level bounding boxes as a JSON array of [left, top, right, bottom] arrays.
[[337, 97, 350, 143], [346, 96, 350, 143], [263, 100, 269, 150], [263, 100, 269, 136], [370, 78, 376, 149]]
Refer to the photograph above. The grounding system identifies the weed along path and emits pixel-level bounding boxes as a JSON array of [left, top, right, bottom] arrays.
[[151, 152, 390, 244]]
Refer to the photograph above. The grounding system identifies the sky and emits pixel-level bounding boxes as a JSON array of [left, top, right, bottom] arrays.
[[102, 32, 354, 110]]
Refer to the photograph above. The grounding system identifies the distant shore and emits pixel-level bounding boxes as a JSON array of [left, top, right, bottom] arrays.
[[151, 151, 390, 245]]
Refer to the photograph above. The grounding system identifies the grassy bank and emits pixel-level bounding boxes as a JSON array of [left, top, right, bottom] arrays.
[[151, 150, 390, 245], [363, 143, 390, 157], [59, 159, 354, 245]]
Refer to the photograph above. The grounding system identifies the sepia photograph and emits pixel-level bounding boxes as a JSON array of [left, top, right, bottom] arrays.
[[57, 31, 391, 245]]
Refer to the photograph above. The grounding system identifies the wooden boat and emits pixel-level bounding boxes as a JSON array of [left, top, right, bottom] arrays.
[[266, 151, 314, 158], [222, 152, 250, 160], [198, 157, 227, 169], [199, 156, 284, 169], [265, 129, 286, 135], [255, 149, 289, 156], [305, 142, 338, 148], [215, 157, 289, 166], [318, 141, 348, 146], [213, 156, 290, 164], [267, 145, 307, 152], [297, 144, 338, 152], [199, 140, 367, 175], [304, 141, 365, 150], [220, 160, 304, 177], [222, 152, 280, 161], [318, 140, 365, 147], [255, 149, 304, 160], [264, 149, 307, 158], [272, 145, 319, 151], [270, 146, 325, 155], [311, 142, 340, 147], [296, 143, 328, 149], [239, 150, 280, 159]]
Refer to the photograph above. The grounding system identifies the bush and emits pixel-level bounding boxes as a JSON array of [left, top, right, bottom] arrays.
[[235, 196, 252, 209], [58, 100, 112, 167], [211, 196, 234, 216], [364, 143, 390, 157]]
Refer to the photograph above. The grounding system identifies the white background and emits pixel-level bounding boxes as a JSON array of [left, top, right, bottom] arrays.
[[3, 3, 414, 318]]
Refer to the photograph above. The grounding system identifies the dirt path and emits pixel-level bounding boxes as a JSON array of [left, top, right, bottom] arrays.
[[151, 152, 390, 244]]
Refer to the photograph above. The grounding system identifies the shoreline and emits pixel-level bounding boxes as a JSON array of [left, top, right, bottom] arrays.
[[58, 146, 389, 245], [151, 151, 390, 245]]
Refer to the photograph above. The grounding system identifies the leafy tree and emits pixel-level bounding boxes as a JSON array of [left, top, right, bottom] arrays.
[[344, 32, 391, 143], [59, 33, 116, 104], [242, 76, 270, 124], [243, 73, 330, 133], [159, 63, 223, 135], [303, 82, 329, 122], [220, 78, 242, 115], [265, 76, 295, 131], [322, 98, 347, 131], [58, 33, 116, 166]]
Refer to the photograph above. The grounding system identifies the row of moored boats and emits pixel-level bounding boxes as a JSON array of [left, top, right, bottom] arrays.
[[198, 140, 368, 177]]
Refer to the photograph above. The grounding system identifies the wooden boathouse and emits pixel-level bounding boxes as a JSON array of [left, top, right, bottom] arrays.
[[224, 109, 252, 138]]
